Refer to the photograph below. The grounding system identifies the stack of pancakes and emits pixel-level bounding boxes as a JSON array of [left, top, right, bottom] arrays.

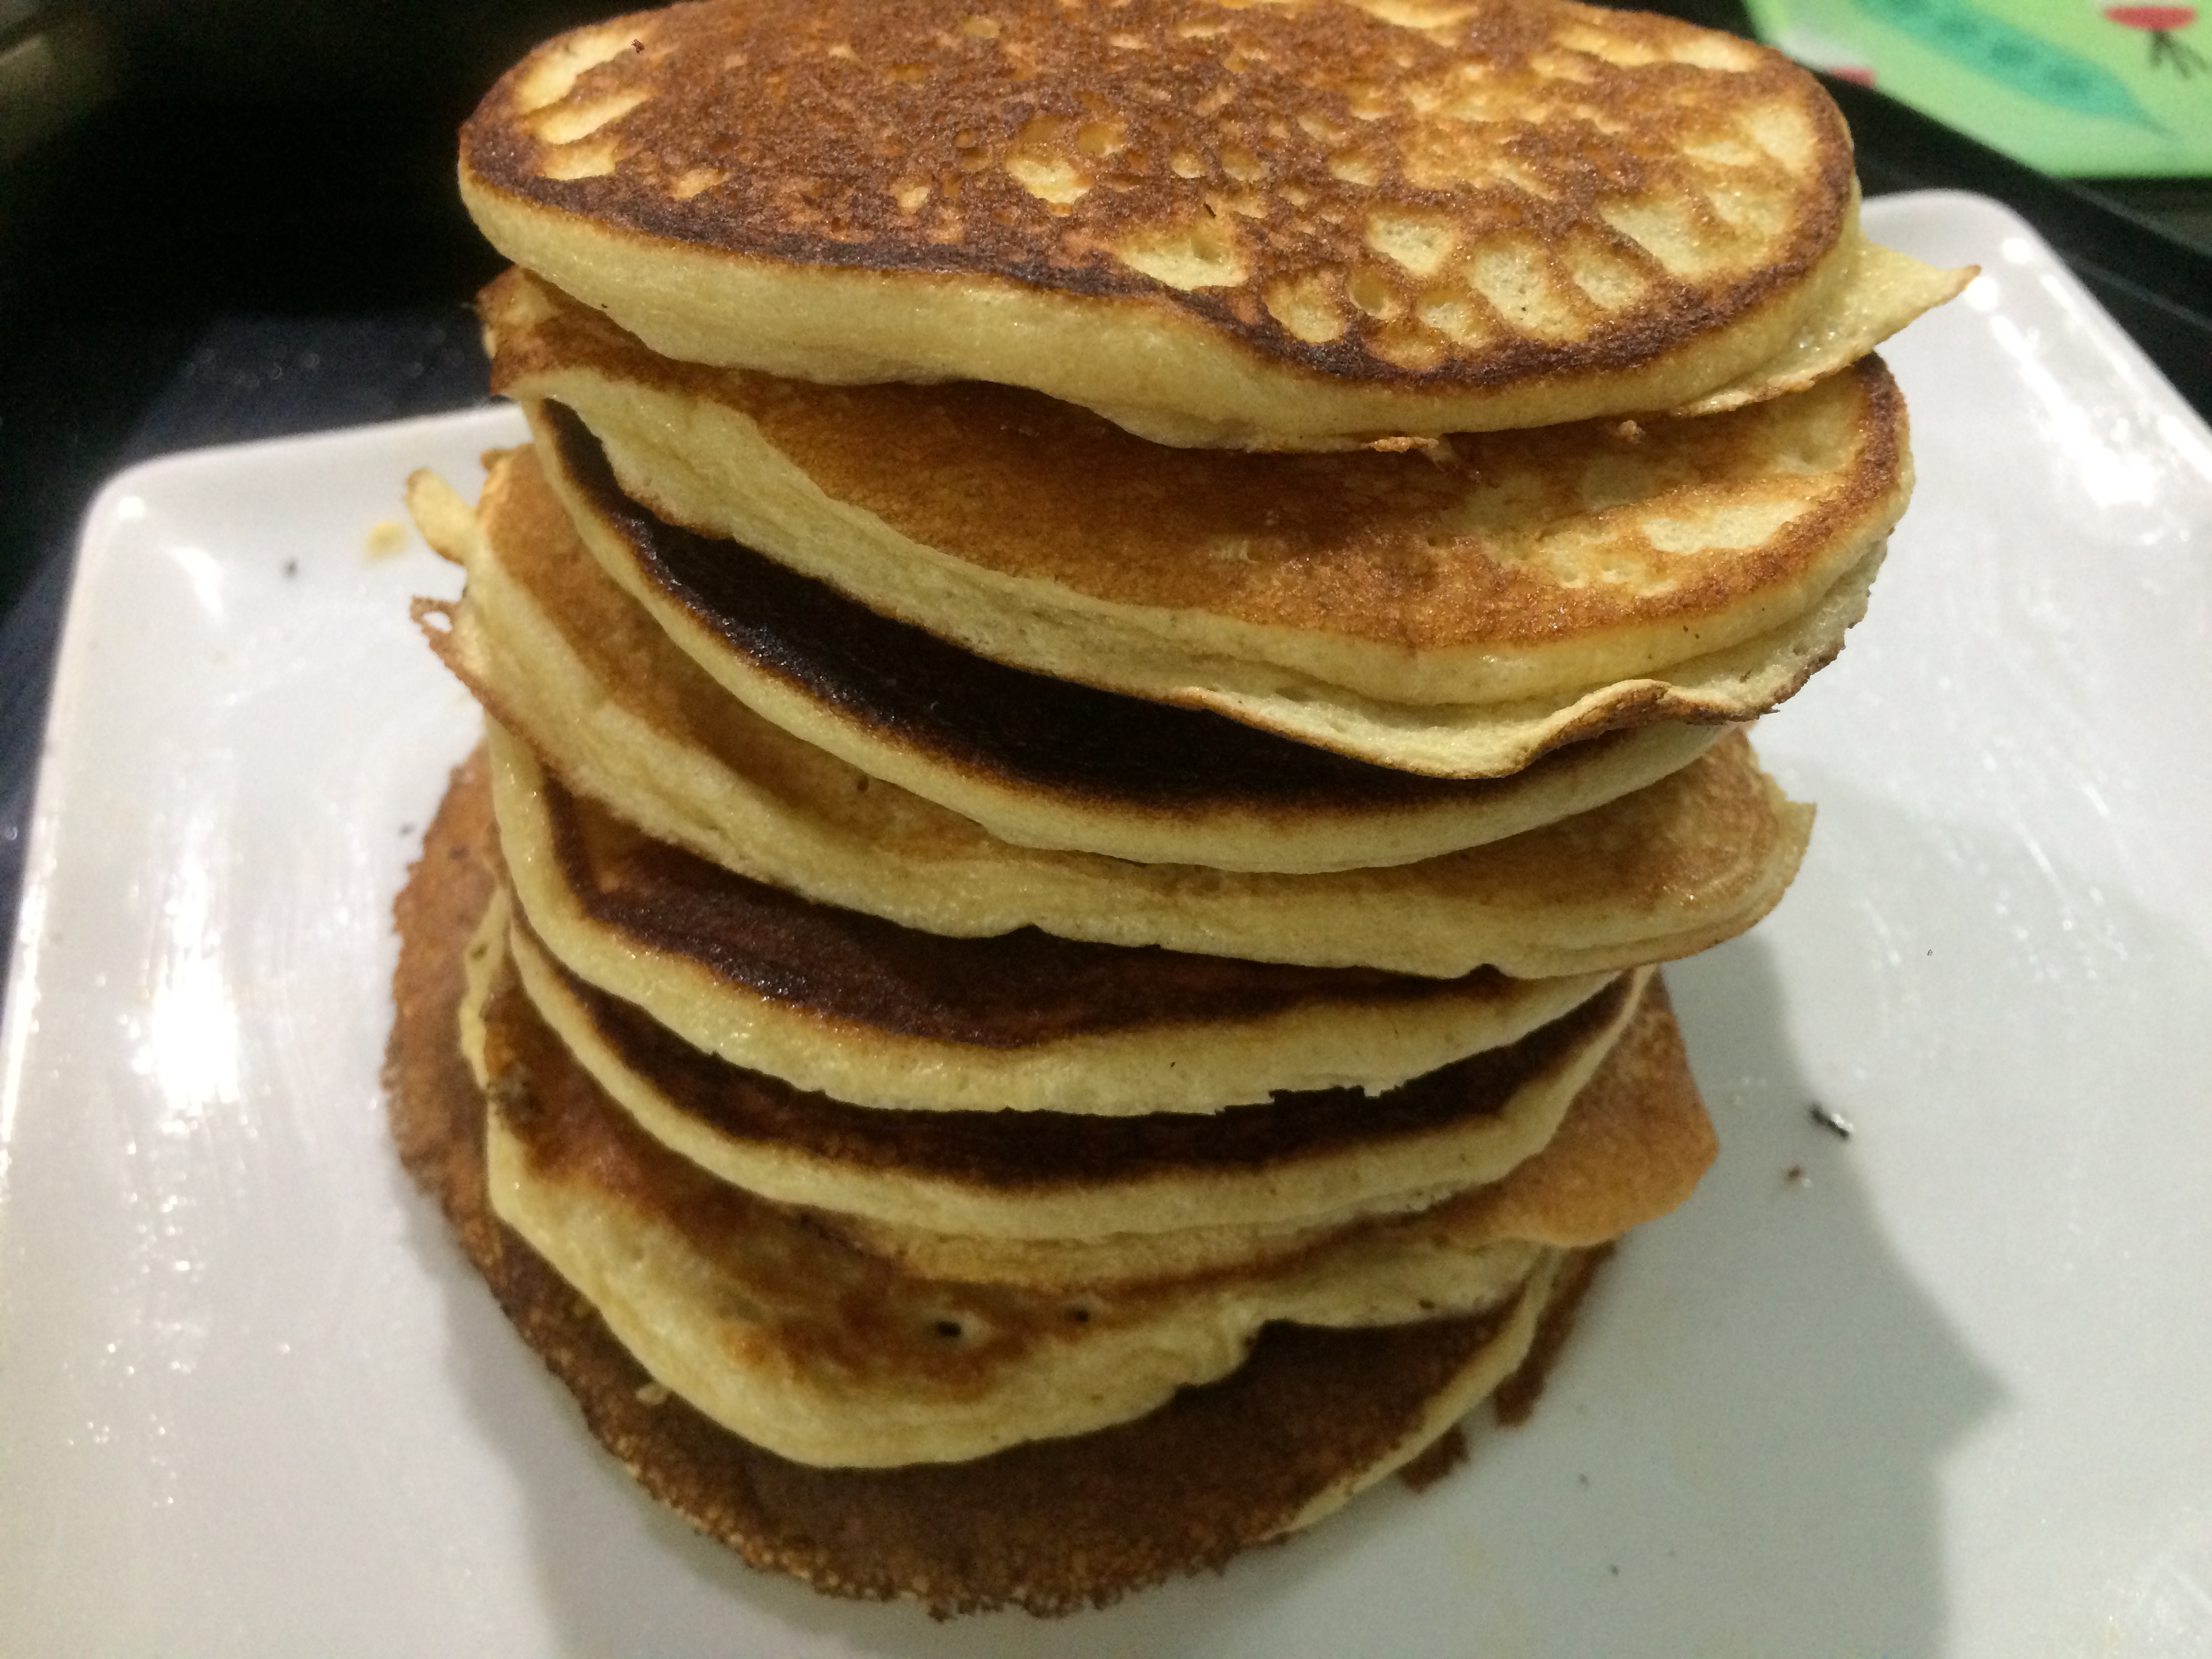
[[386, 0, 1966, 1617]]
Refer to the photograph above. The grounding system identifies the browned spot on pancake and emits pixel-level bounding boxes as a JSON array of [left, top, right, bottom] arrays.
[[541, 765, 1519, 1046], [464, 0, 1851, 390], [1396, 1424, 1469, 1493], [533, 398, 1601, 811], [544, 924, 1631, 1188], [388, 756, 1563, 1613], [1493, 1239, 1612, 1426]]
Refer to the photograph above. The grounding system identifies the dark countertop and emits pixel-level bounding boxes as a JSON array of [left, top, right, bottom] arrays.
[[3, 0, 2209, 1010]]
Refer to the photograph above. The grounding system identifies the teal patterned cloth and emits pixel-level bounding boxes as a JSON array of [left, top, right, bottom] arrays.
[[1743, 0, 2209, 176]]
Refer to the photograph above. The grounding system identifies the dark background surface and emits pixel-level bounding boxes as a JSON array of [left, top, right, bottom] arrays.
[[2, 0, 2210, 1005]]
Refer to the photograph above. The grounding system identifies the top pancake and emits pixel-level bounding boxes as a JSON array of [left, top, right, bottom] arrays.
[[459, 0, 1945, 447]]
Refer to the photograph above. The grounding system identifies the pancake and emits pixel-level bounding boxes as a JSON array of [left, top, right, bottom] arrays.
[[409, 426, 1727, 873], [485, 1072, 1544, 1466], [470, 886, 1701, 1467], [508, 893, 1650, 1248], [773, 964, 1712, 1293], [487, 726, 1627, 1114], [513, 384, 1885, 777], [459, 0, 1966, 449], [489, 268, 1911, 718], [487, 674, 1808, 988], [387, 747, 1608, 1613]]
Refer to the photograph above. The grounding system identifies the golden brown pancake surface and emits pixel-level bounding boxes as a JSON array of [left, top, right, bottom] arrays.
[[497, 276, 1910, 705], [459, 0, 1878, 445]]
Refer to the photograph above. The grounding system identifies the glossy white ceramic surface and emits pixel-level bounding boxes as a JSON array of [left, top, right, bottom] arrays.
[[4, 193, 2210, 1658]]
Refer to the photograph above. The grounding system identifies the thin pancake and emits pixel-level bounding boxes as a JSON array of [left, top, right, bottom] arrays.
[[489, 724, 1622, 1113], [458, 1, 1957, 448], [516, 390, 1885, 777], [483, 1063, 1542, 1466], [411, 428, 1725, 874], [473, 903, 1704, 1466], [806, 968, 1711, 1290], [489, 269, 1911, 713], [384, 747, 1607, 1614], [486, 675, 1809, 985], [508, 898, 1647, 1247], [510, 379, 1888, 777]]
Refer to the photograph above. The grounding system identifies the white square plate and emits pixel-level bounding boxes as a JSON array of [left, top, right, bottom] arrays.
[[5, 192, 2211, 1658]]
